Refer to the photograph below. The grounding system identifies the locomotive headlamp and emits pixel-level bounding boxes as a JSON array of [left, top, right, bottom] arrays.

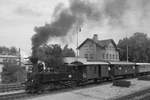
[[68, 74, 72, 78], [108, 67, 111, 71], [119, 67, 122, 70]]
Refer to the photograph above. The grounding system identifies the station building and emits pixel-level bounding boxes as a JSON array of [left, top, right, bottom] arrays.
[[77, 34, 120, 61]]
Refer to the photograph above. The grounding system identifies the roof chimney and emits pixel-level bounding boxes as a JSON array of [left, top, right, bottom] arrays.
[[93, 34, 98, 42]]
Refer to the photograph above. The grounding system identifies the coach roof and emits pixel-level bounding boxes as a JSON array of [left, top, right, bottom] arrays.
[[136, 63, 150, 66], [84, 61, 109, 65], [108, 61, 135, 65]]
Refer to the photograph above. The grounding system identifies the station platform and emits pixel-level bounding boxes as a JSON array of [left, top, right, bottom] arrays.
[[25, 78, 150, 100]]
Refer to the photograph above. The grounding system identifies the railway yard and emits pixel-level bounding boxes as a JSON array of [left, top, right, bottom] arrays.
[[0, 77, 150, 100]]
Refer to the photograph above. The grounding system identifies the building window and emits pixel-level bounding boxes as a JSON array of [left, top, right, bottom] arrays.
[[113, 54, 115, 59], [103, 54, 105, 59], [110, 46, 112, 50], [90, 54, 94, 59], [106, 54, 109, 59], [85, 54, 88, 59], [116, 54, 119, 59], [84, 45, 88, 50]]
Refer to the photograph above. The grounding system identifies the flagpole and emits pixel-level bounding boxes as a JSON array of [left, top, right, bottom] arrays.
[[76, 25, 81, 62], [77, 26, 79, 62]]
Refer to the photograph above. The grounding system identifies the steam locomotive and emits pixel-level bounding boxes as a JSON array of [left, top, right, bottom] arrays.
[[25, 57, 150, 93]]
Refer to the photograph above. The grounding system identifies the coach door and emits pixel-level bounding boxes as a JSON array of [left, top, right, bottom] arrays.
[[99, 65, 101, 78]]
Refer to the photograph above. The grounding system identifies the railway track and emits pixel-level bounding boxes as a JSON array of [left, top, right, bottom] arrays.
[[0, 83, 25, 92], [0, 77, 137, 100], [0, 91, 28, 100], [0, 79, 112, 100]]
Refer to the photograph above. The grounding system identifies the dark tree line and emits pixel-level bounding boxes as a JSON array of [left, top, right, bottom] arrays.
[[0, 46, 18, 55], [117, 32, 150, 62]]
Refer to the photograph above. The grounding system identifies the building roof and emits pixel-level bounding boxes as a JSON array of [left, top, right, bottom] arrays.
[[77, 38, 118, 50], [84, 61, 108, 65], [98, 39, 117, 48]]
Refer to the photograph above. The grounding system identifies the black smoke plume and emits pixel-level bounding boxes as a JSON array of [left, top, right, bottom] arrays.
[[31, 0, 150, 57], [31, 0, 100, 56]]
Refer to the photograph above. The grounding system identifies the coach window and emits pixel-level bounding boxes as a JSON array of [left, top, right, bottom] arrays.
[[90, 66, 93, 70], [108, 66, 111, 71], [119, 66, 122, 70], [94, 66, 97, 74]]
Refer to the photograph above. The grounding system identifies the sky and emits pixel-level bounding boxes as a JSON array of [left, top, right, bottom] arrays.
[[0, 0, 150, 56], [0, 0, 68, 56]]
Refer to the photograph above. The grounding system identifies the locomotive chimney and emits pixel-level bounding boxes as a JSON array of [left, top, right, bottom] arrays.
[[93, 34, 98, 42], [30, 57, 38, 72]]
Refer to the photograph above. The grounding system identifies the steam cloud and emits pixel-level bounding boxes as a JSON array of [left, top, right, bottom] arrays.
[[31, 0, 150, 56]]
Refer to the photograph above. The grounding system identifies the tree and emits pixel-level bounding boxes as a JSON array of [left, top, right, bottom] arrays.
[[0, 46, 18, 55], [35, 44, 64, 71], [1, 63, 26, 83], [9, 47, 17, 55], [33, 44, 75, 71], [45, 44, 64, 69], [117, 32, 150, 62], [62, 45, 75, 57]]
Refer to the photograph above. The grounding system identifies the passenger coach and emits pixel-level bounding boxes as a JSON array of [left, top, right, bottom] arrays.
[[136, 63, 150, 75], [108, 61, 137, 78], [80, 61, 109, 82]]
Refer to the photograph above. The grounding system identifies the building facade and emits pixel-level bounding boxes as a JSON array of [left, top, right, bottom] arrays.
[[78, 34, 120, 61]]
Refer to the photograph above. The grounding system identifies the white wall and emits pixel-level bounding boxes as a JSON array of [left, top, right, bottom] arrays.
[[0, 64, 4, 82]]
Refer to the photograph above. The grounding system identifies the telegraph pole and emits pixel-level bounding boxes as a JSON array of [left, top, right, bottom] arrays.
[[127, 44, 128, 62], [126, 33, 128, 62], [19, 48, 21, 66]]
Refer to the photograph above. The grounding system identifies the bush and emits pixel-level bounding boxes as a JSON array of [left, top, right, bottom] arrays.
[[1, 63, 26, 83]]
